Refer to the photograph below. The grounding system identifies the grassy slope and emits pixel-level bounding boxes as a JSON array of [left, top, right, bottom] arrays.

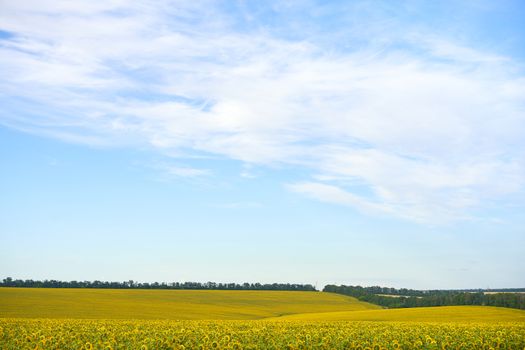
[[2, 288, 523, 323], [270, 305, 525, 323], [0, 288, 378, 320]]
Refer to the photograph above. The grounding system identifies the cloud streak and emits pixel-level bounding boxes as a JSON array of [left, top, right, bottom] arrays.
[[1, 0, 524, 223]]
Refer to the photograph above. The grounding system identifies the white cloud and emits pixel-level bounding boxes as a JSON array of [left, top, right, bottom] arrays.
[[1, 0, 524, 223], [151, 162, 210, 179], [164, 166, 209, 178], [287, 182, 378, 210]]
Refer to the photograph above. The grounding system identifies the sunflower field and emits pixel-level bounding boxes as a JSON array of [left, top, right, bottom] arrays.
[[1, 318, 524, 350]]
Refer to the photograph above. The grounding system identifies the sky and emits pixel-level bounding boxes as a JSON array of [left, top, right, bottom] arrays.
[[1, 0, 525, 290]]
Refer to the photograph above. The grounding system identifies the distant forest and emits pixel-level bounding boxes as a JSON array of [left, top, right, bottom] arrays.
[[0, 277, 316, 291], [324, 285, 525, 310]]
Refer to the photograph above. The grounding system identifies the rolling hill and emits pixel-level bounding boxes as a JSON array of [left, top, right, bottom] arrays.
[[0, 287, 378, 319], [2, 288, 524, 323], [270, 305, 525, 322]]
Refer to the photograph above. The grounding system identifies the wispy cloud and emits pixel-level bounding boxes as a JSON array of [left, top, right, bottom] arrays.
[[163, 165, 210, 178], [150, 162, 210, 179], [1, 0, 524, 223]]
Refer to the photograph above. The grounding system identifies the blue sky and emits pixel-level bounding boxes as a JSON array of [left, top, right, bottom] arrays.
[[1, 0, 524, 289]]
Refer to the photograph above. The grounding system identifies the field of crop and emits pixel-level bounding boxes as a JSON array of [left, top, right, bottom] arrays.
[[2, 288, 525, 349], [1, 318, 525, 350], [270, 305, 525, 323], [0, 288, 378, 319]]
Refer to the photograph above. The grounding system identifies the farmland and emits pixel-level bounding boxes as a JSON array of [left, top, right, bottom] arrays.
[[0, 288, 378, 319], [1, 288, 525, 349], [270, 305, 525, 322], [2, 318, 525, 350]]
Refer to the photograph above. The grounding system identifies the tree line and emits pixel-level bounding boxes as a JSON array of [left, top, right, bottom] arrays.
[[323, 284, 525, 310], [0, 277, 316, 291]]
